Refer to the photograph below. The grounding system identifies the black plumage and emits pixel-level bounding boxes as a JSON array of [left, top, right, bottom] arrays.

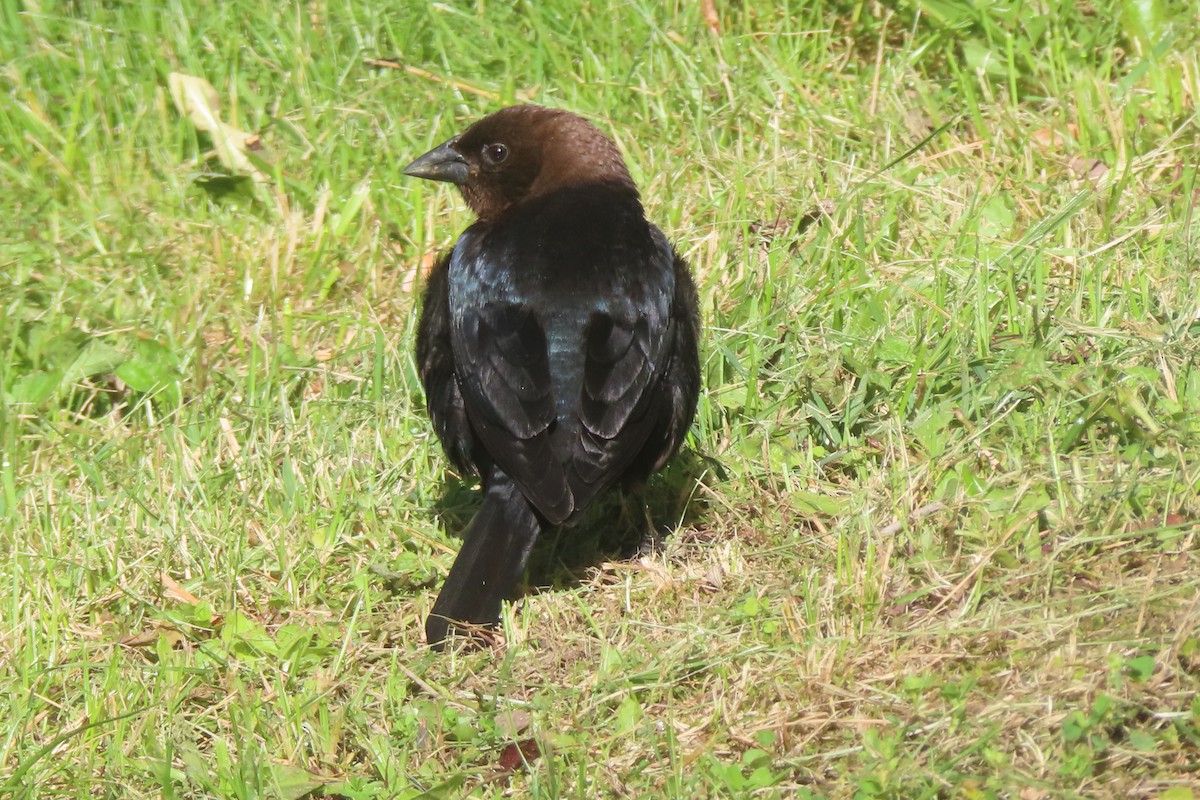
[[404, 105, 700, 649]]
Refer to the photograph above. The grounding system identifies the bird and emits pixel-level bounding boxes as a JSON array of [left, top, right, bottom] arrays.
[[404, 105, 700, 649]]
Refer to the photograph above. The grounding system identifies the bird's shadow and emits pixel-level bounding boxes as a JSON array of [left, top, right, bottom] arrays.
[[430, 449, 718, 596]]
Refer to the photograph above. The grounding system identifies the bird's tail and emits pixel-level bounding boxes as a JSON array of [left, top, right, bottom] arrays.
[[426, 472, 541, 649]]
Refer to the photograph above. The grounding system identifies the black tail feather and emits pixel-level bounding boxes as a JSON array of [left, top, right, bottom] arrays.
[[426, 471, 542, 650]]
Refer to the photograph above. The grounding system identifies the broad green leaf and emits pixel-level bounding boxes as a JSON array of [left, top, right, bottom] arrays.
[[9, 370, 62, 404], [62, 340, 124, 385]]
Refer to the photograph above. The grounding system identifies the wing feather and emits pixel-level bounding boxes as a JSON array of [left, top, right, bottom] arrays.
[[443, 202, 684, 524], [448, 234, 572, 521]]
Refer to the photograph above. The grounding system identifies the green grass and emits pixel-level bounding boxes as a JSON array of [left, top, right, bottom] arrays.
[[3, 0, 1199, 797]]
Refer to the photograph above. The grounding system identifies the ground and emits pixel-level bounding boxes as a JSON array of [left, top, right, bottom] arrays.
[[1, 1, 1198, 798]]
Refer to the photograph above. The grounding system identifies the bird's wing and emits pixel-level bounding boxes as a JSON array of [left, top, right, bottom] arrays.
[[416, 252, 479, 475], [448, 233, 571, 521], [448, 225, 677, 523], [568, 277, 673, 508], [622, 240, 701, 480]]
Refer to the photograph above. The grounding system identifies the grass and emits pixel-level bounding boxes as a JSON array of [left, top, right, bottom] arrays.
[[2, 0, 1199, 797]]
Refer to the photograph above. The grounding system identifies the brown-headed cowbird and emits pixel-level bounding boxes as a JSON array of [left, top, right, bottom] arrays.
[[404, 105, 700, 649]]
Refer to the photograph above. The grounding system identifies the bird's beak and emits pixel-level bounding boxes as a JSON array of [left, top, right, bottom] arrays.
[[403, 138, 469, 185]]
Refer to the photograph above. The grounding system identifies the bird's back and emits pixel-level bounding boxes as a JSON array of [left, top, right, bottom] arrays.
[[447, 185, 678, 523]]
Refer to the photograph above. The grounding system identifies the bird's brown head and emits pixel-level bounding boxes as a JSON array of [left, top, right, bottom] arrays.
[[403, 105, 638, 221]]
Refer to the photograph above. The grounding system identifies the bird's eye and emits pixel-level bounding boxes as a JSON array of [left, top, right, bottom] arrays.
[[482, 143, 509, 165]]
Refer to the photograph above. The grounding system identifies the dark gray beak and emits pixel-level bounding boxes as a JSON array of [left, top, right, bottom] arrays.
[[403, 138, 469, 184]]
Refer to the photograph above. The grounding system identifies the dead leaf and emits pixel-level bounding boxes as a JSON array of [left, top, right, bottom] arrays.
[[303, 375, 325, 401], [400, 250, 439, 294], [701, 563, 724, 591], [168, 72, 267, 182], [421, 250, 439, 276], [1030, 124, 1079, 150], [1068, 156, 1108, 182], [495, 709, 532, 738], [701, 0, 721, 35], [497, 738, 541, 771], [120, 629, 159, 648], [160, 572, 200, 605]]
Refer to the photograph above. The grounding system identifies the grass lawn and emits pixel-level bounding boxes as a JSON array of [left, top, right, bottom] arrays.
[[3, 0, 1199, 797]]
